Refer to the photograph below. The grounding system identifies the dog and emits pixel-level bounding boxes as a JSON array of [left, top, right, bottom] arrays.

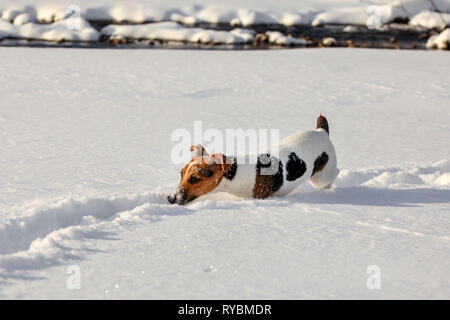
[[168, 114, 339, 205]]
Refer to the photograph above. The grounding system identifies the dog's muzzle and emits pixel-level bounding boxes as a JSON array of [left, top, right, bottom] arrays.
[[167, 189, 187, 205]]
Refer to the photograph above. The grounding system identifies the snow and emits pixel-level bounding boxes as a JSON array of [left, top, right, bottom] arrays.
[[265, 31, 309, 46], [12, 13, 35, 26], [313, 0, 450, 26], [0, 16, 99, 42], [322, 37, 337, 47], [0, 48, 449, 299], [2, 1, 450, 44], [0, 1, 355, 25], [426, 28, 450, 49], [409, 10, 450, 29], [101, 22, 252, 45], [100, 23, 308, 46], [1, 0, 450, 27]]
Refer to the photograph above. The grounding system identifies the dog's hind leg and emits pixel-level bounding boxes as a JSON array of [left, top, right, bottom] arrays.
[[310, 114, 339, 190], [310, 155, 339, 190], [321, 183, 332, 190]]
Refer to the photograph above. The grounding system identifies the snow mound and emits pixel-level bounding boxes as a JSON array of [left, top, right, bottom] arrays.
[[0, 15, 98, 41], [409, 11, 450, 29], [101, 22, 308, 46], [0, 2, 314, 26], [0, 192, 170, 270], [265, 31, 309, 46], [100, 21, 253, 44], [426, 28, 450, 49], [312, 7, 369, 27], [312, 0, 450, 27], [336, 160, 450, 189]]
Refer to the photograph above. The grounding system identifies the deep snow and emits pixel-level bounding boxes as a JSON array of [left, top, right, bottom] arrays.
[[0, 48, 449, 299]]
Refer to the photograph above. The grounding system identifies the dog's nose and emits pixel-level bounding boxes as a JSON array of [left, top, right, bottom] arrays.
[[167, 194, 177, 204], [167, 191, 186, 205]]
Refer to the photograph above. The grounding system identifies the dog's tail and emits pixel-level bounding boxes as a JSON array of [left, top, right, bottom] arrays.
[[316, 114, 329, 135]]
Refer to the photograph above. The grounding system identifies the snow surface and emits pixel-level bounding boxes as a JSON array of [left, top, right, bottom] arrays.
[[0, 48, 449, 299]]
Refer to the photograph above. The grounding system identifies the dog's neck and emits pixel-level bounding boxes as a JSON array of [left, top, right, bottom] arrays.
[[214, 156, 256, 198], [215, 156, 238, 193]]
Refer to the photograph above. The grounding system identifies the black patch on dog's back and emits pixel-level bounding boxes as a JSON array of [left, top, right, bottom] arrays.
[[312, 152, 329, 176], [256, 154, 272, 168], [224, 156, 237, 181], [286, 152, 307, 181], [253, 154, 284, 198]]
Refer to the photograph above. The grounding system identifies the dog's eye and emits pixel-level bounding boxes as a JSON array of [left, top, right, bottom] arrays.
[[204, 170, 214, 177], [188, 175, 201, 184]]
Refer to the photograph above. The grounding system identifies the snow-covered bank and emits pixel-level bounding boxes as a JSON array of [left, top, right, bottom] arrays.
[[1, 0, 450, 26], [100, 22, 255, 45], [0, 16, 98, 42], [426, 28, 450, 49], [409, 11, 450, 29], [1, 1, 450, 48], [0, 48, 449, 299], [312, 0, 450, 26], [100, 22, 310, 46], [0, 1, 368, 25]]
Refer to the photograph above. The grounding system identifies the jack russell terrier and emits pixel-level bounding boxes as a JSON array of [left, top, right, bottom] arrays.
[[168, 114, 339, 205]]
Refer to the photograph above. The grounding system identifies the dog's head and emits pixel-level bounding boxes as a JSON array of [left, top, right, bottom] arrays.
[[168, 145, 234, 205]]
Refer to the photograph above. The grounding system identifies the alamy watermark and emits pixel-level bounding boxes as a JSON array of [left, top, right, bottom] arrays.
[[171, 121, 280, 169], [366, 265, 381, 290], [66, 5, 82, 31], [366, 6, 382, 30], [66, 265, 81, 290]]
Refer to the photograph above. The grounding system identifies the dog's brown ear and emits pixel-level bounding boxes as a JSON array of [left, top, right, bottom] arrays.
[[211, 153, 233, 174], [190, 144, 209, 158]]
